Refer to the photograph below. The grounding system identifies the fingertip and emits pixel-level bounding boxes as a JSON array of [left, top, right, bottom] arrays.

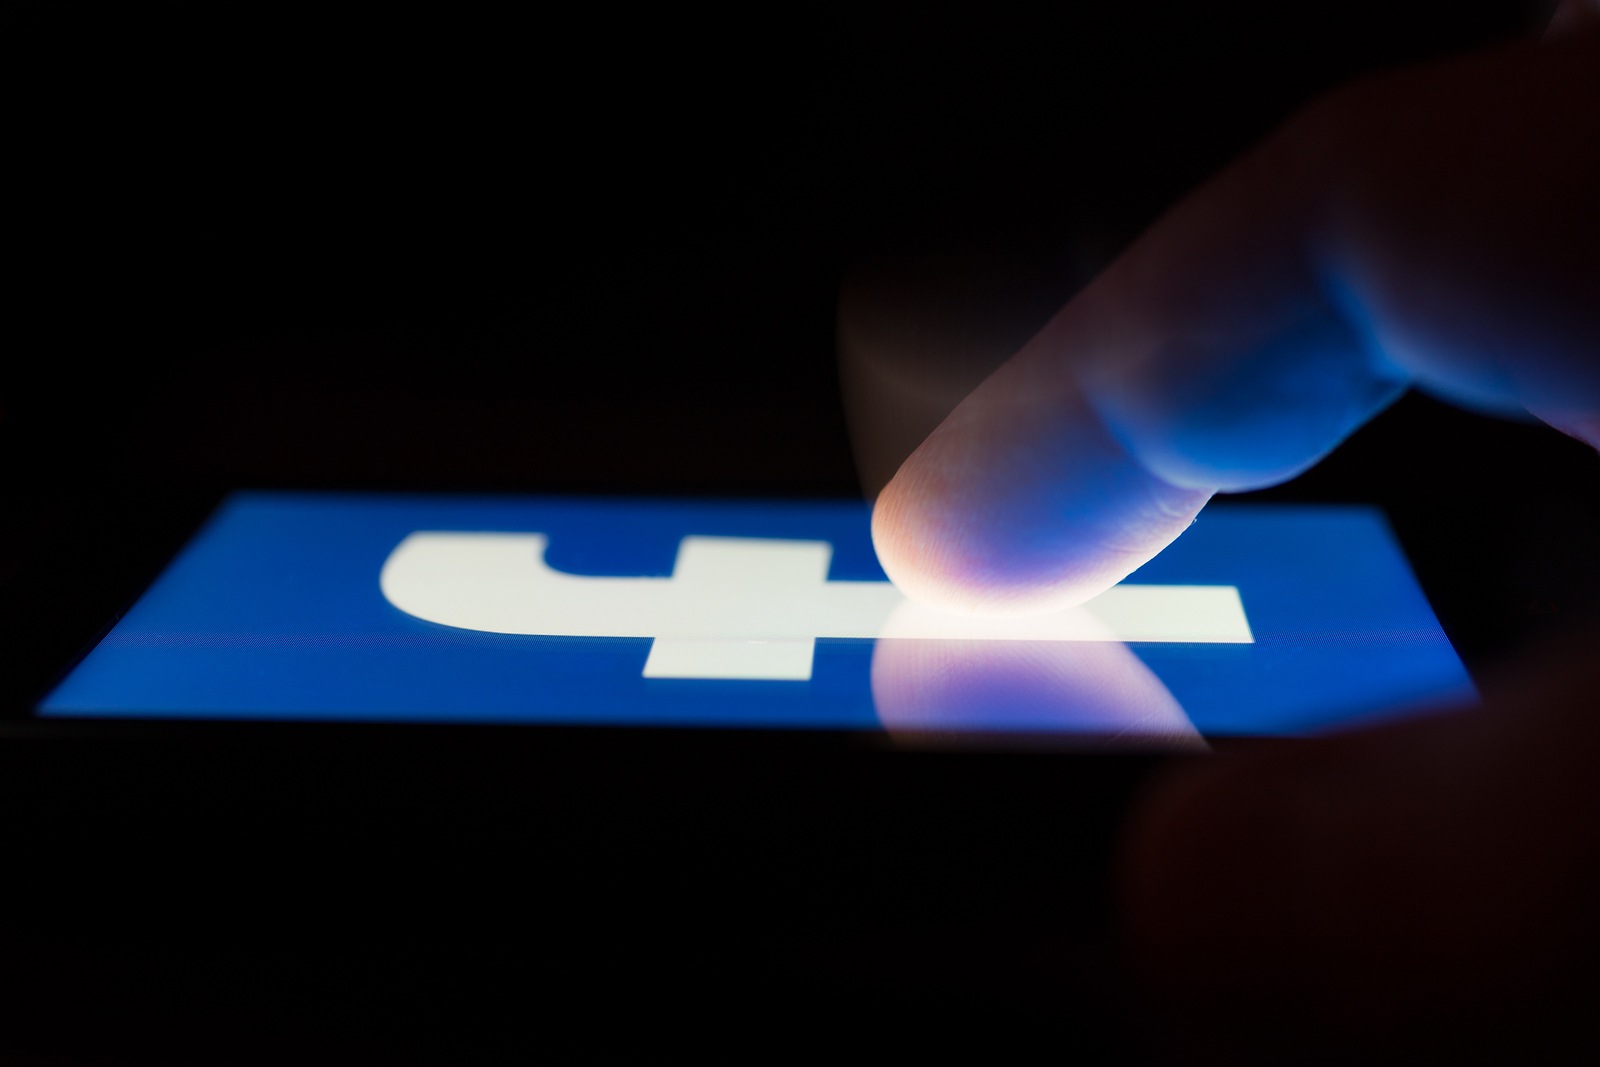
[[871, 463, 1205, 617], [870, 361, 1212, 616]]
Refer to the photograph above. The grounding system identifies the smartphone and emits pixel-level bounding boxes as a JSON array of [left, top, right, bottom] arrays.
[[26, 490, 1473, 742]]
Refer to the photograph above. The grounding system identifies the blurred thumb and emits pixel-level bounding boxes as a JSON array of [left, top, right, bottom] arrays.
[[1118, 626, 1600, 1061]]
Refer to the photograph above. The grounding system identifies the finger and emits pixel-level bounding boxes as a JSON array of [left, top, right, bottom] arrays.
[[871, 350, 1214, 615], [1117, 630, 1600, 1060], [873, 31, 1599, 614]]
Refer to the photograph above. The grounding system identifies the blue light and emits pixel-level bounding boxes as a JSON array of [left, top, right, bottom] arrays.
[[39, 493, 1474, 736]]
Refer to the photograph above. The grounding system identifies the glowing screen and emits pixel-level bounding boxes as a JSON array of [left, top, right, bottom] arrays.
[[39, 493, 1474, 738]]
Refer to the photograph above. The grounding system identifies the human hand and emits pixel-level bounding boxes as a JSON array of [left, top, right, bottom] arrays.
[[866, 9, 1599, 1060], [871, 18, 1596, 616]]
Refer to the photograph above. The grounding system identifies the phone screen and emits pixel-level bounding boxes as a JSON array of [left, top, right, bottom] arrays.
[[38, 492, 1473, 741]]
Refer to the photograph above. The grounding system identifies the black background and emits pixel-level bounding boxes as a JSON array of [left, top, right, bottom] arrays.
[[10, 1, 1595, 658], [3, 2, 1563, 492], [6, 2, 1598, 1062]]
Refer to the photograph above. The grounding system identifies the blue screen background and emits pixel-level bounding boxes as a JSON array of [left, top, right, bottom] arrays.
[[39, 493, 1475, 735]]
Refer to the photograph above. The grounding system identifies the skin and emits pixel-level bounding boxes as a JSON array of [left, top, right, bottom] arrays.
[[870, 9, 1599, 1060]]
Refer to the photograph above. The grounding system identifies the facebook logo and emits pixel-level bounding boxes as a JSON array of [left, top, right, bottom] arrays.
[[380, 532, 1250, 681], [39, 492, 1475, 736]]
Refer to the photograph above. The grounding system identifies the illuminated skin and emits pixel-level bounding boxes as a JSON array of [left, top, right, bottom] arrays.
[[870, 12, 1599, 1058], [873, 29, 1598, 615]]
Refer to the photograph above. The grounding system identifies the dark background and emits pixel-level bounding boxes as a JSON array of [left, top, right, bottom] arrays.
[[1, 2, 1560, 487], [6, 2, 1598, 1062], [10, 0, 1595, 658]]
